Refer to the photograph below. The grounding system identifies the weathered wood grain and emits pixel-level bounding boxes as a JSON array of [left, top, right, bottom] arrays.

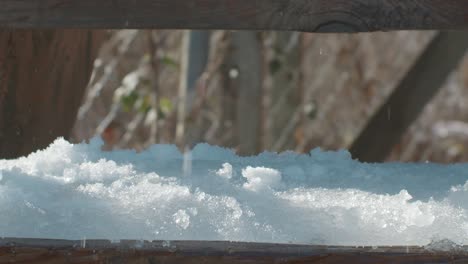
[[0, 29, 104, 158], [0, 239, 467, 263], [0, 0, 467, 32]]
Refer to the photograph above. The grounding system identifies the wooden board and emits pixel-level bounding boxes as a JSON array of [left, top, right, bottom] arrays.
[[1, 1, 468, 32], [0, 29, 104, 159], [350, 31, 468, 162], [0, 238, 467, 263]]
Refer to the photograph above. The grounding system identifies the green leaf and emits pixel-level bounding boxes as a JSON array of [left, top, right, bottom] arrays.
[[161, 56, 179, 69], [120, 90, 139, 112], [137, 95, 152, 113], [159, 97, 173, 115]]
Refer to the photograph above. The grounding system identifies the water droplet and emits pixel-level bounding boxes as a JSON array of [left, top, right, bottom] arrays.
[[229, 68, 239, 79], [182, 147, 192, 177]]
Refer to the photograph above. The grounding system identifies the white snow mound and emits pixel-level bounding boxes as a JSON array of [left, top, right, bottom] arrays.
[[0, 137, 467, 246]]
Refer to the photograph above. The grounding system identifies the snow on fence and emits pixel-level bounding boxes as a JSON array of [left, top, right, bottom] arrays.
[[0, 0, 467, 32], [0, 138, 468, 262], [1, 1, 468, 263]]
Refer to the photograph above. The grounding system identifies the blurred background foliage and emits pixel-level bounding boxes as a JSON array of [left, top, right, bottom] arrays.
[[70, 30, 468, 163]]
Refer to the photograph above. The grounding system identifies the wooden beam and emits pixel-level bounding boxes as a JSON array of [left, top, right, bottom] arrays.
[[0, 29, 104, 159], [1, 238, 467, 263], [349, 31, 468, 162], [232, 32, 262, 155], [1, 1, 468, 31]]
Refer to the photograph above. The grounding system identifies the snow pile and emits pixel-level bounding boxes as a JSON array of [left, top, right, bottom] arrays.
[[0, 138, 467, 246]]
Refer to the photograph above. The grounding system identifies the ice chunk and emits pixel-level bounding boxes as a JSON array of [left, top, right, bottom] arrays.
[[425, 238, 466, 252], [242, 166, 281, 192], [216, 163, 233, 179]]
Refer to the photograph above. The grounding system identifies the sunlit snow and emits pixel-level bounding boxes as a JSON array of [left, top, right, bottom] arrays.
[[0, 137, 467, 246]]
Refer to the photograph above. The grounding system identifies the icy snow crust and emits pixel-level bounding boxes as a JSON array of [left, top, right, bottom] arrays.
[[0, 138, 467, 246]]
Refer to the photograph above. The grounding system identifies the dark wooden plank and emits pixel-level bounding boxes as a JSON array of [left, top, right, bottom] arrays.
[[349, 31, 468, 162], [0, 29, 104, 159], [0, 0, 468, 31], [0, 239, 467, 263]]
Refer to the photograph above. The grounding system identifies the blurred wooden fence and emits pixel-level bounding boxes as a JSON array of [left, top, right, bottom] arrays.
[[0, 1, 467, 156], [1, 1, 468, 159], [350, 31, 468, 162]]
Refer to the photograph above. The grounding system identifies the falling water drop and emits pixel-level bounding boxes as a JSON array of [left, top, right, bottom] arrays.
[[182, 146, 192, 177]]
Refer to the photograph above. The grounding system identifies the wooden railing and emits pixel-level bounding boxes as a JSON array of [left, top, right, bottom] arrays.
[[1, 0, 468, 32], [1, 1, 468, 263], [1, 239, 468, 263]]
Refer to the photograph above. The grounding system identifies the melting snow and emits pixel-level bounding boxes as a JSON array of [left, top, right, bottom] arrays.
[[0, 137, 467, 246]]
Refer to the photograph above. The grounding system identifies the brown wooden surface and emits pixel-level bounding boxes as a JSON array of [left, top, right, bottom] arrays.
[[1, 1, 468, 32], [0, 239, 467, 263], [350, 31, 468, 162], [232, 32, 262, 155], [0, 30, 104, 159]]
